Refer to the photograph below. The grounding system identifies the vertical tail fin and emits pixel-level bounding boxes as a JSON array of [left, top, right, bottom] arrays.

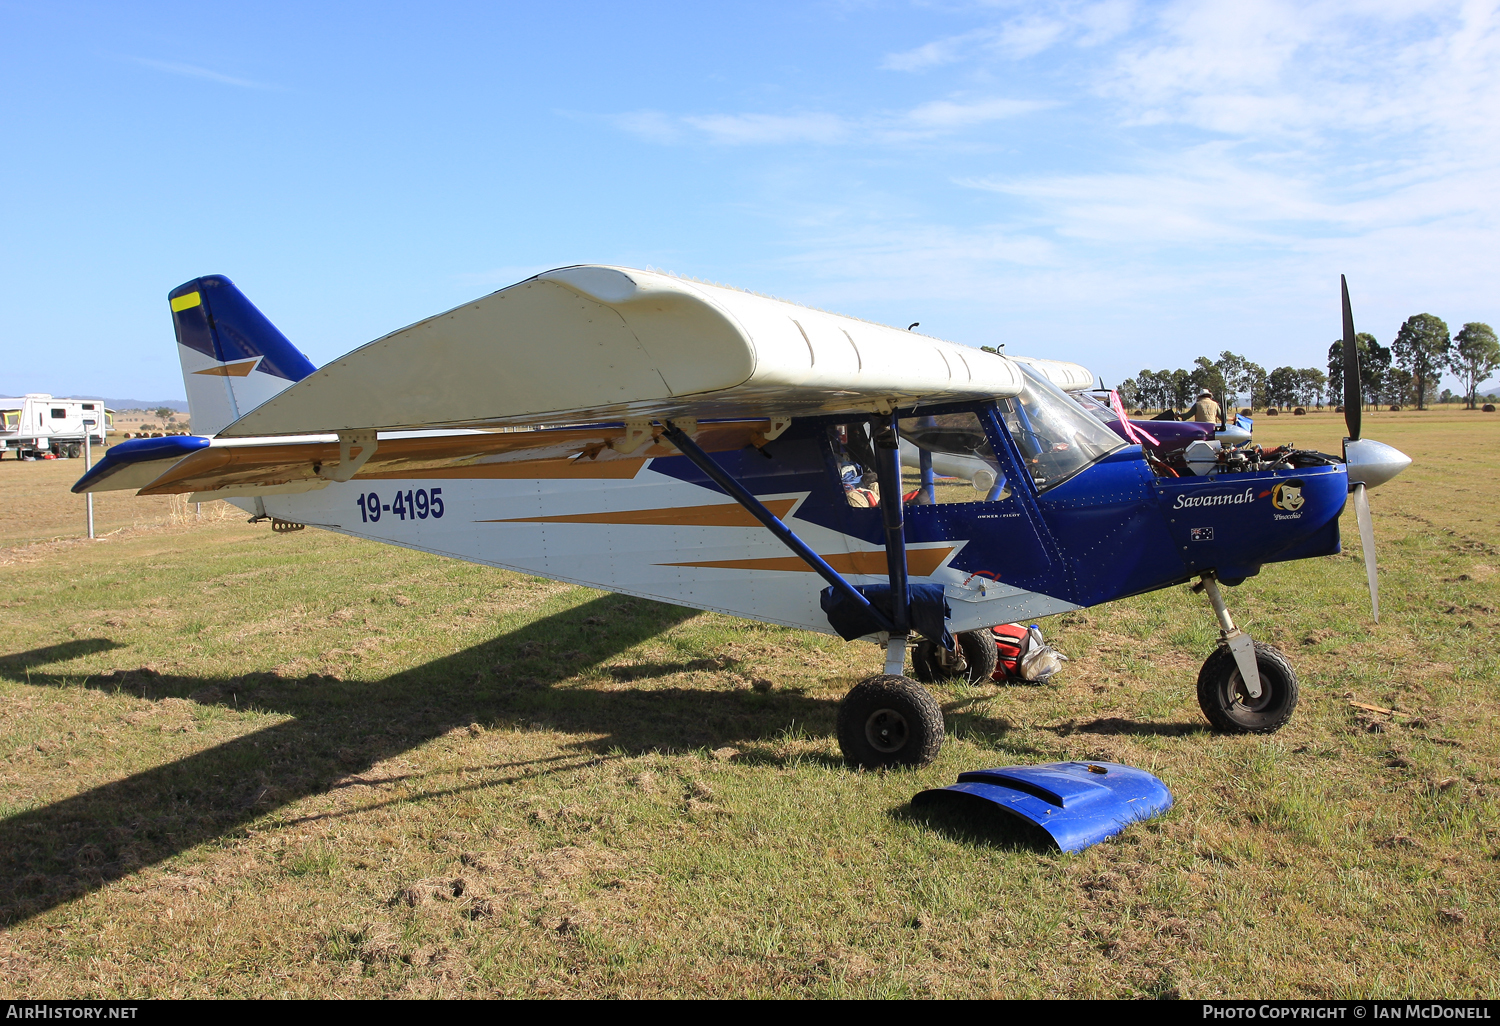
[[170, 276, 316, 436]]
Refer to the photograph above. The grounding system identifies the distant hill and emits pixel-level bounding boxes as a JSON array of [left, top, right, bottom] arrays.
[[0, 393, 189, 412], [70, 397, 189, 412]]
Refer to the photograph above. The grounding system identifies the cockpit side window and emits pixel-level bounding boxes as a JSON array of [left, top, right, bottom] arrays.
[[827, 412, 1011, 508], [897, 412, 1010, 503], [828, 422, 883, 508], [997, 365, 1128, 493]]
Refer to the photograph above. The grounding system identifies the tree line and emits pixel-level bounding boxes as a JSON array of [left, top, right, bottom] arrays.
[[1117, 315, 1499, 413]]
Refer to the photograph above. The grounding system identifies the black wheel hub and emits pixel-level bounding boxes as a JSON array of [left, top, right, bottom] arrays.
[[864, 708, 910, 754], [1232, 674, 1275, 712]]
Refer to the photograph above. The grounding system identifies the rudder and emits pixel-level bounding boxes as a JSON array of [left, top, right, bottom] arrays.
[[170, 276, 316, 436]]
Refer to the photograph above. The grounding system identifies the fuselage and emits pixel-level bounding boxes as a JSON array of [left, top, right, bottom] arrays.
[[243, 394, 1346, 639]]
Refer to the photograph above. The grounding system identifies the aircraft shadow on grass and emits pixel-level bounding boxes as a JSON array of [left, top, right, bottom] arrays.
[[0, 593, 855, 925], [0, 593, 1181, 923], [1042, 717, 1207, 738]]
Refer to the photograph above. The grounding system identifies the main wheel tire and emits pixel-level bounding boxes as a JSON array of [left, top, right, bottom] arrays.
[[837, 675, 944, 769], [1196, 641, 1299, 734], [911, 631, 999, 684]]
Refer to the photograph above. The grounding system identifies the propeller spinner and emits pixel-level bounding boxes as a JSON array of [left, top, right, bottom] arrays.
[[1338, 276, 1412, 623]]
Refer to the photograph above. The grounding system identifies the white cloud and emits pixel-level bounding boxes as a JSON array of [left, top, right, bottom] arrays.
[[991, 15, 1069, 58], [1074, 0, 1137, 45], [865, 2, 1500, 269], [904, 97, 1049, 129], [881, 28, 994, 71], [129, 57, 275, 90], [611, 96, 1047, 147], [1103, 0, 1500, 139], [881, 1, 1138, 71], [610, 110, 682, 143], [960, 146, 1351, 247], [681, 112, 852, 145]]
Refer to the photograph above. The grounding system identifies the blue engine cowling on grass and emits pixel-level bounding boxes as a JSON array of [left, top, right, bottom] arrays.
[[912, 761, 1173, 853]]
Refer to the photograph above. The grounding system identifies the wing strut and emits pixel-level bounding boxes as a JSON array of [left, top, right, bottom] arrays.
[[660, 420, 898, 637], [872, 413, 913, 673]]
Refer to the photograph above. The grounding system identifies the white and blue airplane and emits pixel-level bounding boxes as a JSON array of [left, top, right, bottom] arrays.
[[76, 268, 1410, 769]]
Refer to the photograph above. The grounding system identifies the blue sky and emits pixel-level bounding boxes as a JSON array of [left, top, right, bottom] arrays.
[[2, 0, 1497, 400]]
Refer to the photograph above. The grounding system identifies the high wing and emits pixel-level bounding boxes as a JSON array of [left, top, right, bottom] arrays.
[[78, 265, 1088, 500], [217, 264, 1031, 438]]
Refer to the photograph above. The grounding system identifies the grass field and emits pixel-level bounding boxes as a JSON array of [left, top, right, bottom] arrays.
[[1, 408, 1497, 998]]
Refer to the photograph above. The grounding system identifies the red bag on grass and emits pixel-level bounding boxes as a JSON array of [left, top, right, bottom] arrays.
[[990, 623, 1069, 682], [990, 623, 1029, 680]]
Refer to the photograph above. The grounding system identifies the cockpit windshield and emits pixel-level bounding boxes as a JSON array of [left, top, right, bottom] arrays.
[[997, 365, 1128, 492]]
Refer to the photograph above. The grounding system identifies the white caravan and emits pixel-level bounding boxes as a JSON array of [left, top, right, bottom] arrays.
[[0, 394, 113, 459]]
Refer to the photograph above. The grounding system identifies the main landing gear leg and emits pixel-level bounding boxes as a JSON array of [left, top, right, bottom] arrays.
[[660, 414, 947, 770], [1191, 572, 1298, 733], [835, 415, 946, 769]]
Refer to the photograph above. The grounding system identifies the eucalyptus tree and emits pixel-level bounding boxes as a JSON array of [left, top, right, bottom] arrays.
[[1390, 313, 1451, 410], [1171, 369, 1193, 410], [1267, 366, 1299, 408], [1191, 357, 1226, 408], [1295, 367, 1328, 407], [1451, 322, 1500, 410], [1329, 333, 1389, 409]]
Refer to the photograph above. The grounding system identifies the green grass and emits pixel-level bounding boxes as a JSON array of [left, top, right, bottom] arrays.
[[0, 408, 1497, 997]]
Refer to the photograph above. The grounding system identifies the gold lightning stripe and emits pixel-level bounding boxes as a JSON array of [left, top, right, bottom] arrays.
[[659, 546, 955, 576], [477, 498, 798, 528], [193, 358, 260, 377], [170, 292, 202, 312]]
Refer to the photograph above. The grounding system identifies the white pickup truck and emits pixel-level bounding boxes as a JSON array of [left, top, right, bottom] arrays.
[[0, 394, 113, 459]]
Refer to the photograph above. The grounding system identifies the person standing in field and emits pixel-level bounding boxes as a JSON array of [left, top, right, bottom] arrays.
[[1186, 389, 1221, 424]]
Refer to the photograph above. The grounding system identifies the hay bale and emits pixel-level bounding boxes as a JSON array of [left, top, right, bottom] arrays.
[[1266, 407, 1280, 416], [1293, 407, 1307, 416], [1484, 404, 1496, 413]]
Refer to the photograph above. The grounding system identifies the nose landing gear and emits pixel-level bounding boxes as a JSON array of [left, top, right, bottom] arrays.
[[1192, 573, 1299, 733]]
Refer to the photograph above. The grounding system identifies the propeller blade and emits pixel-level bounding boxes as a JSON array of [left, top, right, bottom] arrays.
[[1341, 274, 1361, 442], [1352, 482, 1379, 623]]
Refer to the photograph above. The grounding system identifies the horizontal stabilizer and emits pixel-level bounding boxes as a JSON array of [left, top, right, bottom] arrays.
[[72, 435, 210, 493]]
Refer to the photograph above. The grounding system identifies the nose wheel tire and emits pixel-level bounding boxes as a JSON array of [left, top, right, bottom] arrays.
[[1196, 641, 1299, 734], [837, 675, 944, 769], [911, 630, 999, 685]]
